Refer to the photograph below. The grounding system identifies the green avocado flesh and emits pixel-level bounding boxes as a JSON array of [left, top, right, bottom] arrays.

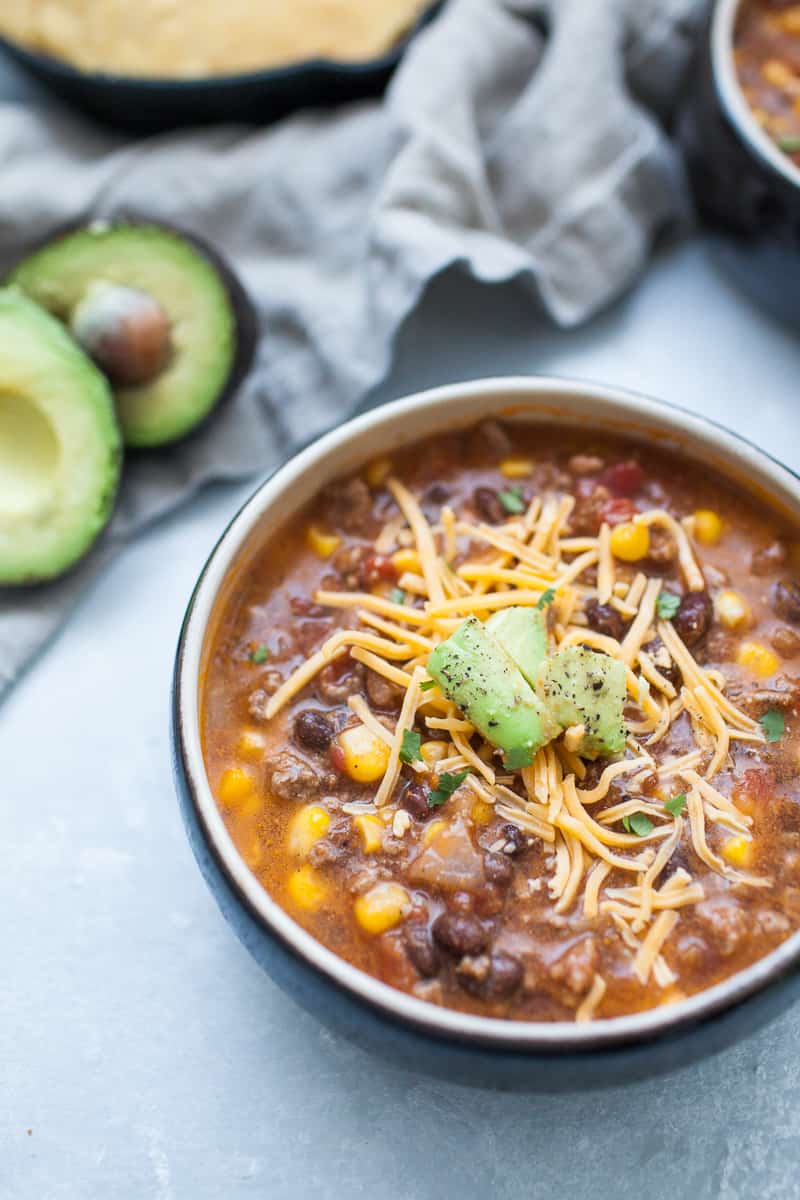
[[486, 607, 548, 689], [427, 615, 560, 768], [9, 225, 237, 448], [429, 608, 627, 765], [538, 646, 627, 760], [0, 290, 121, 584]]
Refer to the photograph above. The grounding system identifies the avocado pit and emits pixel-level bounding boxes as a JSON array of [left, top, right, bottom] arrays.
[[70, 281, 172, 387]]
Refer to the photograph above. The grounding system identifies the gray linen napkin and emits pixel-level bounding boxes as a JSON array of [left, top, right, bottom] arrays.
[[0, 0, 706, 698]]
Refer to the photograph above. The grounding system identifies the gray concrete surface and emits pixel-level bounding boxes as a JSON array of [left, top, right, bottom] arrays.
[[3, 57, 800, 1200]]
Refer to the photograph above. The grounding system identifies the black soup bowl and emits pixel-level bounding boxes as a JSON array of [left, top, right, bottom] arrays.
[[172, 377, 800, 1092], [680, 0, 800, 328]]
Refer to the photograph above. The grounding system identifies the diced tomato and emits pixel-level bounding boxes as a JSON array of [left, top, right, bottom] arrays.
[[602, 460, 644, 497], [362, 553, 398, 586], [600, 497, 637, 527]]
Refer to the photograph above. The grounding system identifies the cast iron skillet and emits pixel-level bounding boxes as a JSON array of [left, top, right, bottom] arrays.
[[0, 3, 440, 133], [679, 0, 800, 329]]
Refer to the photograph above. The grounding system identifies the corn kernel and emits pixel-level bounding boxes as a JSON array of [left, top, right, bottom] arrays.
[[716, 589, 752, 631], [287, 864, 328, 912], [737, 640, 781, 678], [366, 457, 393, 488], [237, 728, 266, 758], [471, 800, 495, 826], [337, 724, 391, 783], [306, 524, 341, 559], [762, 59, 798, 90], [354, 813, 384, 853], [693, 509, 723, 546], [353, 882, 410, 934], [287, 805, 330, 857], [420, 739, 450, 767], [609, 521, 650, 562], [722, 836, 754, 869], [422, 818, 446, 847], [499, 457, 533, 479], [391, 548, 421, 574], [218, 767, 255, 807]]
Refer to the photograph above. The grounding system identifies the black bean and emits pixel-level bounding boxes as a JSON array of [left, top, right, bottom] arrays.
[[402, 782, 434, 821], [293, 709, 333, 752], [423, 483, 451, 506], [501, 824, 526, 856], [431, 911, 487, 957], [772, 627, 800, 656], [404, 925, 440, 978], [456, 952, 523, 998], [642, 639, 680, 687], [672, 590, 712, 647], [772, 580, 800, 625], [483, 852, 513, 887], [487, 952, 523, 996], [473, 486, 505, 524], [584, 599, 624, 640]]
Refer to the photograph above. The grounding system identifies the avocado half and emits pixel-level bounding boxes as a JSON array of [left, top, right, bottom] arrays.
[[0, 289, 121, 584], [9, 224, 254, 448]]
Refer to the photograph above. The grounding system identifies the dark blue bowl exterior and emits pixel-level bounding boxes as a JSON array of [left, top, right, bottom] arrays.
[[171, 646, 800, 1091], [679, 5, 800, 328], [0, 5, 440, 133]]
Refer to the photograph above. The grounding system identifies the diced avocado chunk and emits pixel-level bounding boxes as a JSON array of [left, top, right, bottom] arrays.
[[0, 289, 121, 584], [9, 224, 239, 448], [486, 606, 548, 689], [537, 646, 626, 760], [428, 616, 561, 768]]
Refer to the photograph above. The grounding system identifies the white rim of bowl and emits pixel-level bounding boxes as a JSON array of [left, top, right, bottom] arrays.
[[713, 0, 800, 190], [175, 375, 800, 1052]]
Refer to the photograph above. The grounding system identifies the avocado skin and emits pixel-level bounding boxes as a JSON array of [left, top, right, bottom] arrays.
[[486, 607, 548, 689], [0, 289, 121, 585], [537, 646, 626, 760], [428, 616, 560, 767], [8, 223, 254, 449]]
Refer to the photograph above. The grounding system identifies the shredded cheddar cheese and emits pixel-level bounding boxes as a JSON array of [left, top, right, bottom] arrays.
[[257, 475, 775, 1021]]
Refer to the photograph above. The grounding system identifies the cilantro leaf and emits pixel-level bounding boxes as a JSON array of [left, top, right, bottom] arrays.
[[656, 591, 681, 621], [389, 587, 406, 605], [420, 679, 437, 692], [664, 792, 687, 818], [499, 486, 526, 515], [250, 643, 270, 664], [760, 709, 785, 743], [622, 811, 654, 837], [536, 587, 556, 611], [427, 769, 469, 808], [399, 729, 422, 765], [504, 746, 535, 770]]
